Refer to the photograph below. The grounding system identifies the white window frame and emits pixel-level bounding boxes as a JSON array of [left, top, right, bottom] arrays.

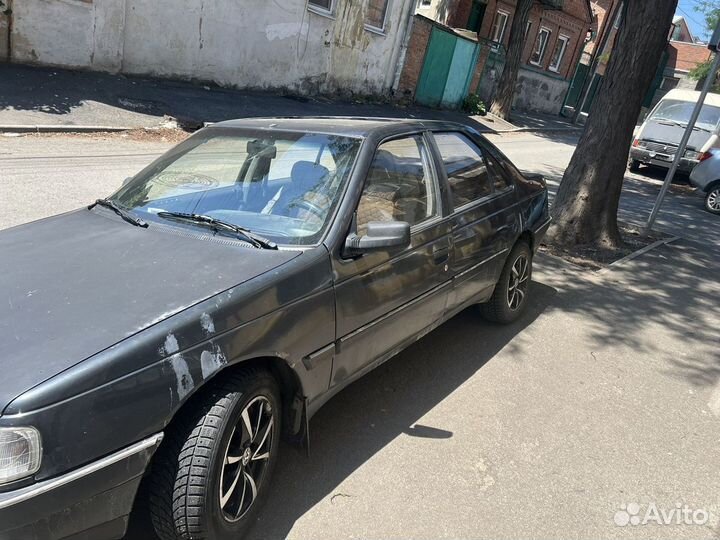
[[365, 0, 390, 34], [525, 21, 532, 38], [548, 34, 569, 72], [307, 0, 335, 18], [491, 10, 510, 44], [530, 27, 551, 67], [418, 0, 432, 7]]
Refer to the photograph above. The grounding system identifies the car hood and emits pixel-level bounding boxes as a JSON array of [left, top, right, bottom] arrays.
[[641, 120, 711, 151], [0, 209, 299, 413]]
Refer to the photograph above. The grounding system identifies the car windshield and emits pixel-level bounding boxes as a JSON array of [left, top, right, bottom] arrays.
[[650, 99, 720, 131], [111, 128, 362, 246]]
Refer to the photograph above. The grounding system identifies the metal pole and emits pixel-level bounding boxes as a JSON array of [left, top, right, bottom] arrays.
[[645, 50, 720, 232]]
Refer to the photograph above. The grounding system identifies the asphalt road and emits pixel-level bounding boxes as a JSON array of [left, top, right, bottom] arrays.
[[1, 132, 719, 540]]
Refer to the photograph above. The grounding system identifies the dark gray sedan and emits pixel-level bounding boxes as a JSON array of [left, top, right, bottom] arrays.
[[0, 118, 549, 540]]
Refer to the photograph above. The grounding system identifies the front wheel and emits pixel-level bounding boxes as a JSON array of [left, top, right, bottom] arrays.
[[149, 368, 281, 540], [479, 241, 532, 324], [705, 187, 720, 214], [628, 158, 641, 172]]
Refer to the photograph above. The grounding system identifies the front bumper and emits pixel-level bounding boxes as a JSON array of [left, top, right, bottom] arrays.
[[630, 147, 698, 173], [0, 433, 162, 540]]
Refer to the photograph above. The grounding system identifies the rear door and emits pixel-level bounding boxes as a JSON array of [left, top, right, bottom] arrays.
[[331, 133, 452, 387], [429, 131, 519, 313]]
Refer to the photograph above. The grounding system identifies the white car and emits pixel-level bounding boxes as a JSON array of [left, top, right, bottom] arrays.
[[690, 144, 720, 214]]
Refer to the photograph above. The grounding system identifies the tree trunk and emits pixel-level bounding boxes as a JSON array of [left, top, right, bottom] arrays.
[[549, 0, 678, 249], [489, 0, 533, 120]]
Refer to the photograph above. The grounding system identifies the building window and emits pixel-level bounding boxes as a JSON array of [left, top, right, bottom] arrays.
[[490, 10, 510, 44], [366, 0, 390, 31], [308, 0, 334, 15], [525, 21, 532, 38], [548, 35, 569, 72], [530, 27, 551, 66], [418, 0, 432, 7], [661, 76, 680, 91]]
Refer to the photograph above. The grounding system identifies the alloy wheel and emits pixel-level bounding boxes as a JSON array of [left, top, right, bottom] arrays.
[[219, 396, 275, 522], [507, 254, 530, 310], [707, 189, 720, 212]]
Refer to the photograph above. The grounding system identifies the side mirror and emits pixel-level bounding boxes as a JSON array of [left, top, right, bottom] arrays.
[[345, 221, 411, 254], [122, 177, 133, 187]]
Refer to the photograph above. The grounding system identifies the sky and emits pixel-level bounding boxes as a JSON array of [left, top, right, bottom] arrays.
[[675, 0, 713, 42]]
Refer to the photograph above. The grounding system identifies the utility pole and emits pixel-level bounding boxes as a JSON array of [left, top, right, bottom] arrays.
[[646, 21, 720, 232]]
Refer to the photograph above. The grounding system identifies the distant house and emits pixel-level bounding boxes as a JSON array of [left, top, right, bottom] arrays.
[[564, 6, 714, 119], [651, 17, 713, 107], [396, 0, 593, 114], [669, 15, 697, 44]]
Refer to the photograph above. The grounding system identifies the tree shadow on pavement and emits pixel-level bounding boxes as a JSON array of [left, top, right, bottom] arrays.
[[543, 240, 719, 388]]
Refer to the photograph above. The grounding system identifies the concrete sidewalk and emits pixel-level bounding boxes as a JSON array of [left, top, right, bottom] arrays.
[[0, 63, 581, 135]]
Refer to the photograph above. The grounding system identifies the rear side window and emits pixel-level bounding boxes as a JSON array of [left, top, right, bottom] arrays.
[[434, 132, 493, 208], [485, 154, 512, 191]]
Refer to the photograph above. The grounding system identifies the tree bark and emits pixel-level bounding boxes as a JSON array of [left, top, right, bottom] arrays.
[[489, 0, 533, 120], [548, 0, 678, 249]]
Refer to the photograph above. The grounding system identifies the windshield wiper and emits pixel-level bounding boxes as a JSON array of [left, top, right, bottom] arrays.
[[656, 119, 685, 128], [89, 198, 148, 228], [156, 212, 278, 250], [656, 119, 712, 133]]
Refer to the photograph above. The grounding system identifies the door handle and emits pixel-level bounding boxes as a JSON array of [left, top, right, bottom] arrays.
[[432, 246, 450, 265]]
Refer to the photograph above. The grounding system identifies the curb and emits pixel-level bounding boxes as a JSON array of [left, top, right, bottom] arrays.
[[0, 125, 136, 134], [493, 126, 584, 134], [597, 236, 680, 274]]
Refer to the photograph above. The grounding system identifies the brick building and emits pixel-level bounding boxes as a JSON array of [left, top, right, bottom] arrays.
[[397, 0, 593, 114], [565, 5, 715, 118]]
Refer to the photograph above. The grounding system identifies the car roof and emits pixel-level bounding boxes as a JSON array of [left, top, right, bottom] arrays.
[[661, 89, 720, 108], [210, 116, 474, 138]]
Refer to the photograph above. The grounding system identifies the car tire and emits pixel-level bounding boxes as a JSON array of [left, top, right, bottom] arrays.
[[149, 368, 281, 540], [479, 241, 532, 324], [705, 186, 720, 214], [628, 159, 641, 172]]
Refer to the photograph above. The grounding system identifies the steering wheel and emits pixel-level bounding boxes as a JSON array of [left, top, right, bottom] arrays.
[[293, 198, 327, 221]]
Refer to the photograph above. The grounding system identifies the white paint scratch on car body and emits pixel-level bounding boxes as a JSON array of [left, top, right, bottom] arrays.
[[200, 312, 216, 334], [200, 347, 227, 379], [170, 355, 194, 401]]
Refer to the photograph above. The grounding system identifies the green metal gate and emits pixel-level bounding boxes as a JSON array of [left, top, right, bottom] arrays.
[[416, 27, 481, 109]]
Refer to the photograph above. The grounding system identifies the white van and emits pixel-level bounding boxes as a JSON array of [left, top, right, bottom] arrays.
[[629, 88, 720, 174]]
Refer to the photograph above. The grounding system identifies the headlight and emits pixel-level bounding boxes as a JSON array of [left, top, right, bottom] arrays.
[[685, 150, 701, 160], [0, 427, 42, 484]]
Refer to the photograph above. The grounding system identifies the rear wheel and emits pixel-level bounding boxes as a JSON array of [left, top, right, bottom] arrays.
[[149, 368, 280, 540], [705, 186, 720, 214], [479, 241, 532, 324]]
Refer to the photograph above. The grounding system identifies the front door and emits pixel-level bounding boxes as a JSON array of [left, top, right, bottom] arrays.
[[331, 134, 451, 387]]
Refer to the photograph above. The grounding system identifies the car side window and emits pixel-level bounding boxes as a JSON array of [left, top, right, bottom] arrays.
[[434, 132, 493, 208], [356, 136, 438, 235]]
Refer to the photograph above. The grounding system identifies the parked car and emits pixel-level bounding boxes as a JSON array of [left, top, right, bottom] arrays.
[[690, 145, 720, 214], [0, 118, 549, 540], [628, 89, 720, 174]]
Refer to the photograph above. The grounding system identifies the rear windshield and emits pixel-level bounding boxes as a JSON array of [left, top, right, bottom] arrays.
[[112, 128, 362, 246], [650, 99, 720, 131]]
